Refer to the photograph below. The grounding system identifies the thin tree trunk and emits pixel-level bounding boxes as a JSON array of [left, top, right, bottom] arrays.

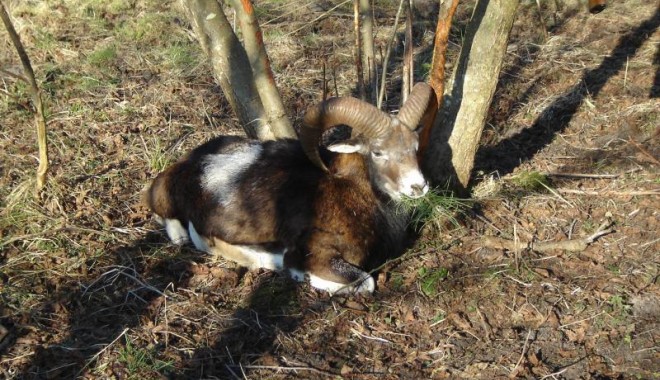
[[353, 0, 366, 100], [181, 0, 273, 140], [425, 0, 519, 194], [227, 0, 295, 138], [1, 2, 48, 192], [359, 0, 377, 104], [401, 0, 414, 104], [418, 0, 458, 161], [377, 0, 406, 109]]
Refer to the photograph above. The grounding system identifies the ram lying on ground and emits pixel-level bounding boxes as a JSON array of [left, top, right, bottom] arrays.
[[144, 83, 434, 294]]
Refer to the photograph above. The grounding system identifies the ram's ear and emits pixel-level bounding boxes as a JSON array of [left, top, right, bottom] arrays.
[[327, 139, 364, 154]]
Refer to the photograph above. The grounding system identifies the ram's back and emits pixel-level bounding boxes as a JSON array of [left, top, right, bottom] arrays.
[[146, 136, 323, 247]]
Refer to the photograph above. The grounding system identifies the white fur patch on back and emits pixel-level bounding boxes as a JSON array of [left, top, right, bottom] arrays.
[[200, 143, 262, 205], [165, 218, 189, 245]]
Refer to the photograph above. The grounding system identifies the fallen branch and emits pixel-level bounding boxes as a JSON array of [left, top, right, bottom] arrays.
[[546, 172, 620, 179], [483, 221, 615, 253], [556, 188, 659, 197]]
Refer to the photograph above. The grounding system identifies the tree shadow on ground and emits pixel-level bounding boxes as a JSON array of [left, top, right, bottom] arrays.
[[176, 276, 306, 378], [473, 8, 660, 179], [7, 231, 201, 379]]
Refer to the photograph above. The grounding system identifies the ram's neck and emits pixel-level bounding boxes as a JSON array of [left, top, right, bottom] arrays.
[[328, 153, 369, 179]]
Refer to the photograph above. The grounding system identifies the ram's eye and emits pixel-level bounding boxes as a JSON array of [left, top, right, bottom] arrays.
[[372, 151, 387, 159]]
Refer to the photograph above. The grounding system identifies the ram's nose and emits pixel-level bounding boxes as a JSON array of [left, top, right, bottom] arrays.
[[408, 181, 429, 199], [399, 168, 428, 199]]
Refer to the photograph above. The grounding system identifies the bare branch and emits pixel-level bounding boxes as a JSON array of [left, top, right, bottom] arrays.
[[376, 0, 405, 109]]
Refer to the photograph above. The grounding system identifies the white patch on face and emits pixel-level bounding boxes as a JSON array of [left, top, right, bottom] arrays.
[[398, 169, 428, 199], [188, 221, 209, 251], [308, 274, 375, 294], [165, 218, 189, 245], [200, 143, 262, 205], [237, 245, 284, 270]]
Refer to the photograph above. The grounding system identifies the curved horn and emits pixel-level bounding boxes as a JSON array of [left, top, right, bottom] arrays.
[[301, 97, 393, 171], [397, 83, 434, 130]]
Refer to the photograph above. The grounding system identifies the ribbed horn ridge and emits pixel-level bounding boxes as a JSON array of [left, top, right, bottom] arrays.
[[397, 83, 434, 130], [301, 97, 392, 171]]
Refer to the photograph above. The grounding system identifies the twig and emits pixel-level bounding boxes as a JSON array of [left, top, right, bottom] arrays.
[[235, 364, 336, 377], [350, 327, 392, 344], [284, 0, 351, 37], [628, 139, 660, 165], [559, 311, 605, 329], [540, 367, 569, 379], [537, 181, 574, 208], [0, 66, 28, 82], [510, 329, 533, 378], [76, 328, 129, 377]]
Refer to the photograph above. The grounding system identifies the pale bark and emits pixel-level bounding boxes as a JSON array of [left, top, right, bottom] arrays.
[[1, 2, 48, 192], [359, 0, 377, 104], [401, 0, 414, 103], [181, 0, 273, 140], [425, 0, 519, 194], [227, 0, 295, 138], [353, 0, 365, 100]]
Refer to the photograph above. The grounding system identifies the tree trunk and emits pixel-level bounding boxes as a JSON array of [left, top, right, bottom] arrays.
[[401, 0, 414, 103], [227, 0, 295, 139], [181, 0, 274, 140], [418, 0, 458, 161], [424, 0, 519, 194], [359, 0, 377, 104]]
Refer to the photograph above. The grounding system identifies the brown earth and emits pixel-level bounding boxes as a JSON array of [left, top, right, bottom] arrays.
[[0, 0, 658, 379]]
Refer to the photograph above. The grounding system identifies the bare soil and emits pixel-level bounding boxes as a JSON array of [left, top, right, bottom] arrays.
[[1, 0, 658, 379]]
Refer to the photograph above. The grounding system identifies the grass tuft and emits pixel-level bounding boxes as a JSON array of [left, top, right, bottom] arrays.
[[87, 45, 118, 68], [117, 337, 174, 378], [399, 188, 470, 231], [418, 266, 449, 297], [511, 170, 550, 192]]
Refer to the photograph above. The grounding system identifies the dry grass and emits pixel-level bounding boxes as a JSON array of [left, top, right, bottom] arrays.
[[1, 0, 658, 378]]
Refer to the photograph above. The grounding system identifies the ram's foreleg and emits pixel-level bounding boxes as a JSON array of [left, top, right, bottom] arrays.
[[305, 256, 375, 294], [154, 216, 190, 245]]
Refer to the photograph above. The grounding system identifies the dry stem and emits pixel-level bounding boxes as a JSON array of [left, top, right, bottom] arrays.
[[1, 1, 49, 192]]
